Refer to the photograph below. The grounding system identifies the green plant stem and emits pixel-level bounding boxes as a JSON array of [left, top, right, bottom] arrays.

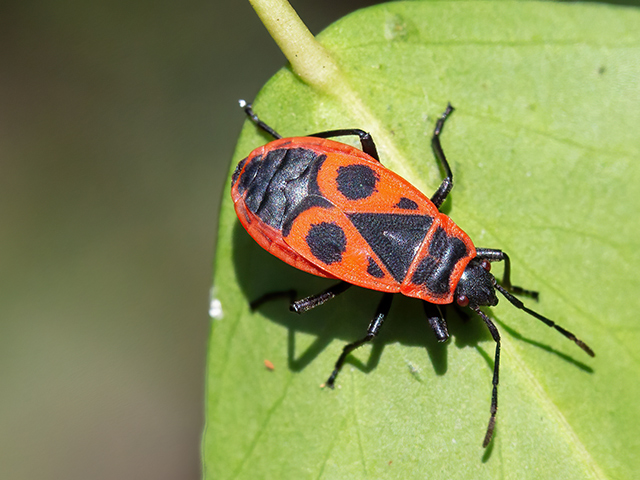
[[247, 0, 413, 179], [247, 0, 340, 90]]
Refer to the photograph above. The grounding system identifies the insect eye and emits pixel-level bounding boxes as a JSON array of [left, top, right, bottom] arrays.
[[481, 260, 491, 272], [456, 294, 469, 307]]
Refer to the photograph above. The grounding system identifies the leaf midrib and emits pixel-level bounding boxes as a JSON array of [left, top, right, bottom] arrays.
[[309, 19, 607, 476]]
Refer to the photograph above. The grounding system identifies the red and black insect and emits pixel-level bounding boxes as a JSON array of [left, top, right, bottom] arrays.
[[231, 100, 594, 447]]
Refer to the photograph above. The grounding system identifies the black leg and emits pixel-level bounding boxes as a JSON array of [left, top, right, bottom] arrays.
[[430, 104, 455, 209], [239, 99, 282, 140], [309, 129, 380, 161], [475, 248, 539, 300], [290, 281, 352, 314], [422, 302, 449, 342], [470, 306, 501, 448], [325, 293, 393, 388], [251, 281, 351, 313]]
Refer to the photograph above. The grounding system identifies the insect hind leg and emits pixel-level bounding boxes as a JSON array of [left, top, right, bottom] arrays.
[[288, 281, 352, 313], [430, 104, 455, 209], [325, 293, 393, 388], [239, 99, 282, 139], [251, 281, 352, 312]]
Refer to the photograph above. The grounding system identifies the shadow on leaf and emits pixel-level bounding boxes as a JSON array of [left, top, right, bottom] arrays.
[[232, 221, 494, 381]]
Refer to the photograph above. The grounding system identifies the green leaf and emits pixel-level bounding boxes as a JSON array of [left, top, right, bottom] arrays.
[[206, 1, 640, 478]]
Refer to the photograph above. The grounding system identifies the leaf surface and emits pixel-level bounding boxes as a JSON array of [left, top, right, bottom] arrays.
[[206, 2, 640, 478]]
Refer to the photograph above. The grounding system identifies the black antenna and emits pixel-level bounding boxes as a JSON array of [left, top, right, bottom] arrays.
[[495, 283, 595, 357]]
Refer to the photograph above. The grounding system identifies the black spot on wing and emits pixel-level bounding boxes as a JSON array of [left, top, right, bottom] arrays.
[[348, 213, 433, 283], [306, 222, 347, 265], [336, 164, 379, 200], [394, 197, 418, 210], [366, 257, 385, 278], [411, 227, 468, 295]]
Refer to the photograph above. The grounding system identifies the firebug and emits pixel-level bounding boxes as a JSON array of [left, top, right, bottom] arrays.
[[231, 100, 594, 447]]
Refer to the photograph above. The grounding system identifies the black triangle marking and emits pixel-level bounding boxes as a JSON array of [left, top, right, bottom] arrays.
[[348, 213, 433, 283]]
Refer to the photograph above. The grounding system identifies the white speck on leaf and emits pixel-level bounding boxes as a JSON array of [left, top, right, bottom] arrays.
[[209, 287, 224, 320]]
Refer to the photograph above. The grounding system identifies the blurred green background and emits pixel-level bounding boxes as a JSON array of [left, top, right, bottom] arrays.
[[0, 1, 376, 478]]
